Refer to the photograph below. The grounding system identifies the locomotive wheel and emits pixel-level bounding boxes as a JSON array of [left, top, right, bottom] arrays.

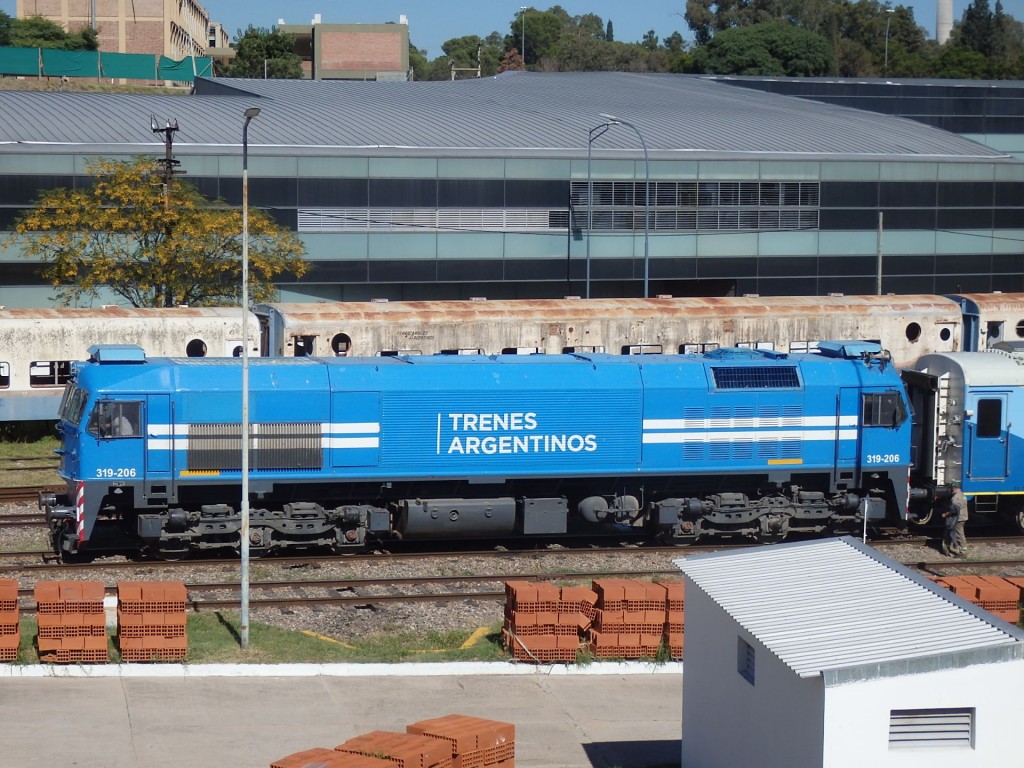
[[1003, 498, 1024, 534], [151, 543, 190, 561]]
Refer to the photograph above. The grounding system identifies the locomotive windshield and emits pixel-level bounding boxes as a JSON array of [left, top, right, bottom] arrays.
[[87, 400, 141, 438], [58, 383, 88, 426], [862, 391, 908, 428]]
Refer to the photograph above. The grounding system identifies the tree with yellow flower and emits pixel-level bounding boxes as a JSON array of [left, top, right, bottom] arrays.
[[13, 157, 309, 307]]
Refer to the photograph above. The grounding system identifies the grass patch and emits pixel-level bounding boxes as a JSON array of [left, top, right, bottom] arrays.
[[11, 614, 509, 665], [0, 435, 62, 487]]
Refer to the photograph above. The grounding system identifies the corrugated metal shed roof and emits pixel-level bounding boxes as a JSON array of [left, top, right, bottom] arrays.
[[0, 72, 1009, 161], [676, 537, 1024, 679]]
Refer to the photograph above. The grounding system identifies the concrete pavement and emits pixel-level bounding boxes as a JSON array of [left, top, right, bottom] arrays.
[[0, 662, 683, 768]]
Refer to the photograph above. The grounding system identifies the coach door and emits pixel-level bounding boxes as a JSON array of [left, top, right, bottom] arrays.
[[966, 393, 1009, 481], [146, 394, 172, 475]]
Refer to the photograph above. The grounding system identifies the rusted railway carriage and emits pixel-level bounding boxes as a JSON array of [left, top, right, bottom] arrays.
[[0, 307, 257, 422], [5, 293, 1024, 424], [256, 294, 968, 367]]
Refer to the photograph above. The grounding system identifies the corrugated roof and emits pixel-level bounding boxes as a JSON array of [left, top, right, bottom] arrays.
[[676, 537, 1024, 679], [0, 72, 1008, 161]]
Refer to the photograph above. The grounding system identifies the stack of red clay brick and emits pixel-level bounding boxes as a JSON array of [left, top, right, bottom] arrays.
[[35, 580, 108, 663], [270, 714, 514, 768], [117, 581, 188, 662], [589, 578, 685, 660], [502, 580, 595, 662], [502, 578, 685, 662], [931, 575, 1023, 625], [0, 579, 18, 662]]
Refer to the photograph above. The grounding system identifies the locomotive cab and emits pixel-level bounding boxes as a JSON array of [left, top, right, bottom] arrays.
[[44, 345, 150, 555]]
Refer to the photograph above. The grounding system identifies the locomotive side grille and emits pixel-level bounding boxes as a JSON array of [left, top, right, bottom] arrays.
[[712, 366, 800, 390], [187, 423, 322, 471]]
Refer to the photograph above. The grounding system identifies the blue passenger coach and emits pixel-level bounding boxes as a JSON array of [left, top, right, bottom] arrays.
[[906, 346, 1024, 532], [42, 342, 912, 557]]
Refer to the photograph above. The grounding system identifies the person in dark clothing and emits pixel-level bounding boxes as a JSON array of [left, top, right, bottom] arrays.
[[942, 479, 968, 557]]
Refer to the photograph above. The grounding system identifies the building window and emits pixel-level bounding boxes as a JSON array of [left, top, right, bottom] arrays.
[[737, 637, 755, 685], [889, 708, 974, 749], [571, 180, 820, 233]]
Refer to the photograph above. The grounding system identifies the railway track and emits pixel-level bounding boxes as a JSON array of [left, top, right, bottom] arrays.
[[0, 485, 60, 505], [6, 568, 679, 612]]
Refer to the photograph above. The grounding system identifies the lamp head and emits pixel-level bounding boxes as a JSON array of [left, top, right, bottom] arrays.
[[244, 107, 261, 120], [598, 112, 620, 124]]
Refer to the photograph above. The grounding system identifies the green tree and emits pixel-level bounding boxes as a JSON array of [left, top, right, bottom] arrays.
[[934, 43, 994, 77], [685, 0, 785, 45], [0, 11, 13, 47], [442, 33, 504, 76], [693, 22, 833, 75], [13, 158, 308, 308], [10, 14, 97, 50], [227, 26, 303, 79], [509, 7, 565, 66]]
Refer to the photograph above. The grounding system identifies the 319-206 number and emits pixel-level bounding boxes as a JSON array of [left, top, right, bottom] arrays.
[[96, 467, 137, 478], [865, 454, 900, 464]]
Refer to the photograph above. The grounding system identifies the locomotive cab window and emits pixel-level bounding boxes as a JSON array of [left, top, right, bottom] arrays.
[[59, 384, 88, 426], [88, 401, 141, 438], [862, 392, 908, 428]]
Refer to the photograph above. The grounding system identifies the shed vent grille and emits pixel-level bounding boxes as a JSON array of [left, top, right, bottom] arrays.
[[888, 708, 974, 749]]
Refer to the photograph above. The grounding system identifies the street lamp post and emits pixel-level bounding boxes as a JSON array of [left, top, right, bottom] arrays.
[[240, 106, 260, 650], [586, 122, 611, 299], [598, 113, 650, 299], [883, 8, 895, 77], [520, 7, 527, 68]]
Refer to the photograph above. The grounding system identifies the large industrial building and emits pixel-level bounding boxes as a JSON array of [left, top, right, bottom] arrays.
[[0, 72, 1022, 308]]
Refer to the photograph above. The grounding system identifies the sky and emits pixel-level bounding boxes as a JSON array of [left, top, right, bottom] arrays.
[[3, 0, 1024, 59]]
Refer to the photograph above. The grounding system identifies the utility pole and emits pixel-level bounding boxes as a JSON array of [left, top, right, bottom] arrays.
[[150, 117, 187, 307], [150, 116, 186, 211]]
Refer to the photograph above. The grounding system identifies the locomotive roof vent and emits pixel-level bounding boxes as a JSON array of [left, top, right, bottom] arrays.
[[704, 347, 785, 361], [816, 340, 884, 360], [87, 344, 146, 364]]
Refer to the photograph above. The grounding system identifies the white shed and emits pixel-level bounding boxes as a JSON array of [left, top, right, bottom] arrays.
[[676, 536, 1024, 768]]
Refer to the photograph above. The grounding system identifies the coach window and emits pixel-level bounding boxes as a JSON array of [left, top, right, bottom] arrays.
[[0, 362, 8, 388], [977, 399, 1002, 438], [29, 360, 72, 387], [331, 333, 351, 356], [863, 392, 908, 428], [88, 401, 142, 439], [293, 335, 316, 356]]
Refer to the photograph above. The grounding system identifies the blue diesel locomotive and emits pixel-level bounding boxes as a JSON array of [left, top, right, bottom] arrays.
[[41, 342, 912, 558]]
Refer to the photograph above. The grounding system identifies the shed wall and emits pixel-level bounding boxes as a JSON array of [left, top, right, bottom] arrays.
[[680, 580, 824, 768], [822, 659, 1024, 767]]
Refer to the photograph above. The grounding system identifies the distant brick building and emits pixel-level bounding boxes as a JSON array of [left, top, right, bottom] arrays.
[[278, 17, 410, 81], [16, 0, 212, 59]]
